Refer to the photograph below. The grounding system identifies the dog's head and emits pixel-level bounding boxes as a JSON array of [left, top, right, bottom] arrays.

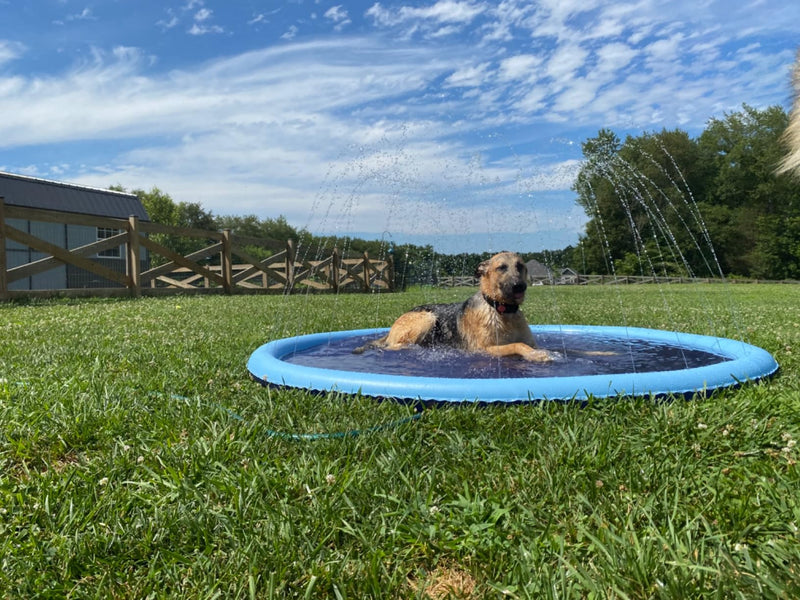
[[476, 251, 528, 306]]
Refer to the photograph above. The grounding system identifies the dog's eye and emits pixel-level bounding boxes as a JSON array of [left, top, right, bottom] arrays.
[[497, 264, 508, 272]]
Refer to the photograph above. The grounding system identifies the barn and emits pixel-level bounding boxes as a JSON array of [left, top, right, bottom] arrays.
[[525, 258, 554, 284], [0, 171, 150, 290]]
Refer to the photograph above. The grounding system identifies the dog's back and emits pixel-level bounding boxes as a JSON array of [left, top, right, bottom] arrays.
[[406, 301, 468, 347]]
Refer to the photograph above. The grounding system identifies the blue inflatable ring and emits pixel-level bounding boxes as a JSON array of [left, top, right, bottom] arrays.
[[247, 325, 778, 402]]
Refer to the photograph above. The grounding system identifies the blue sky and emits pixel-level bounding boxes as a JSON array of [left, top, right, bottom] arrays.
[[1, 1, 798, 254]]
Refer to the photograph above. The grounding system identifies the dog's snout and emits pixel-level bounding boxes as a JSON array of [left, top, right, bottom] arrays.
[[512, 282, 527, 294]]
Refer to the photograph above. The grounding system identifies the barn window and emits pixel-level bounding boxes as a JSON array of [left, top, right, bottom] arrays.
[[97, 227, 122, 258]]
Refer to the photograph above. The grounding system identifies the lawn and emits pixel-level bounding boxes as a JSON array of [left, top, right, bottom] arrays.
[[0, 284, 798, 599]]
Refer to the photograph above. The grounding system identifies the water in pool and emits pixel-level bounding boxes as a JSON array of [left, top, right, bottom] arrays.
[[282, 330, 731, 379]]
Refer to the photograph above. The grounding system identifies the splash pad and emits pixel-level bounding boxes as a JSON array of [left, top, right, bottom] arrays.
[[251, 126, 781, 405], [247, 325, 778, 403]]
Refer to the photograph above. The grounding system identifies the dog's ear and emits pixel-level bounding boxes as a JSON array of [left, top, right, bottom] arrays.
[[475, 259, 490, 279]]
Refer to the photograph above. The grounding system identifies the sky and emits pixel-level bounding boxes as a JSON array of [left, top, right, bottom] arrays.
[[0, 1, 798, 254]]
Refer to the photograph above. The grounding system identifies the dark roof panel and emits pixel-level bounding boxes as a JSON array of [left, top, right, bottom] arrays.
[[526, 258, 553, 278], [0, 171, 150, 221]]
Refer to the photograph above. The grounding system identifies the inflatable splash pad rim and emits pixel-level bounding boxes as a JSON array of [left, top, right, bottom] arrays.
[[247, 325, 779, 402]]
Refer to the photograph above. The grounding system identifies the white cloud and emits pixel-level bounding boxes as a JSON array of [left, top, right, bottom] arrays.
[[498, 54, 543, 82], [187, 6, 223, 34], [406, 0, 486, 23], [516, 87, 549, 114], [0, 40, 25, 66], [645, 33, 685, 64], [153, 1, 226, 35], [66, 7, 95, 22], [325, 5, 351, 26], [188, 23, 224, 35], [524, 0, 603, 41], [585, 18, 626, 40], [430, 25, 461, 37], [546, 43, 590, 84], [594, 42, 637, 73], [156, 3, 223, 34], [444, 62, 492, 87], [157, 15, 179, 30], [0, 39, 473, 234], [281, 25, 299, 40], [366, 0, 487, 30], [480, 0, 535, 43], [364, 3, 394, 26], [551, 77, 600, 114]]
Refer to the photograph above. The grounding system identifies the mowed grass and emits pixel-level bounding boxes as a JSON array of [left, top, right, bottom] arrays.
[[0, 284, 798, 599]]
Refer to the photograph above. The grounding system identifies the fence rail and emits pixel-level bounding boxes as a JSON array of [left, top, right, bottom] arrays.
[[0, 198, 393, 299], [435, 272, 800, 287]]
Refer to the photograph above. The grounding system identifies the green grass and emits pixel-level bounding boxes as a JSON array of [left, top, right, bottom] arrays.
[[0, 284, 798, 598]]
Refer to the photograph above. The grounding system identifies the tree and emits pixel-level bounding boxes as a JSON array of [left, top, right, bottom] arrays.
[[215, 214, 299, 242], [573, 128, 712, 276], [572, 105, 800, 278], [132, 186, 176, 226], [214, 214, 303, 261], [110, 184, 453, 285], [698, 105, 790, 212], [118, 186, 217, 265], [752, 215, 800, 280], [697, 104, 800, 276], [572, 129, 628, 273]]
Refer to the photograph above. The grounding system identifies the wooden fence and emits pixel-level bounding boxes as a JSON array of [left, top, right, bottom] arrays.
[[0, 198, 393, 299], [435, 272, 799, 287]]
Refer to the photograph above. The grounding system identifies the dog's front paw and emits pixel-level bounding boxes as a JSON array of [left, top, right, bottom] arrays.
[[523, 348, 558, 362]]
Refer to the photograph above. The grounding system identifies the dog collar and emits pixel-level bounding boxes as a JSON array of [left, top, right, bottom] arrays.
[[484, 295, 520, 314]]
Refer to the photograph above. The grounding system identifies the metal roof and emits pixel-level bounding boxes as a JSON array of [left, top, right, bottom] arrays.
[[526, 258, 554, 279], [0, 171, 150, 221]]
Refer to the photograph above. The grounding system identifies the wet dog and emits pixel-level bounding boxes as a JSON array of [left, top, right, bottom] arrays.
[[779, 50, 800, 176], [355, 251, 554, 361]]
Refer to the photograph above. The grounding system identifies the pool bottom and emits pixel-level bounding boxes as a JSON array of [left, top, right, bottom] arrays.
[[283, 330, 730, 379]]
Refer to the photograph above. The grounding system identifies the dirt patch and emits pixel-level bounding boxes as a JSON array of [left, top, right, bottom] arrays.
[[409, 564, 477, 599]]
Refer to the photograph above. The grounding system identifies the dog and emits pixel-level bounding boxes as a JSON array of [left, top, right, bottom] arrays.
[[778, 50, 800, 176], [355, 251, 554, 361]]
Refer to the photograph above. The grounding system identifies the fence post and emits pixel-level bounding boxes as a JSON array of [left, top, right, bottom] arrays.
[[285, 239, 296, 293], [332, 246, 340, 293], [126, 215, 142, 297], [0, 197, 7, 300], [362, 251, 371, 291], [386, 252, 394, 291], [221, 229, 233, 294]]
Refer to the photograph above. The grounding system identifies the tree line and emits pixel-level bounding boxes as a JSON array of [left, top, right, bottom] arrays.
[[120, 185, 542, 288], [117, 184, 443, 287], [118, 103, 800, 286], [570, 104, 800, 280]]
